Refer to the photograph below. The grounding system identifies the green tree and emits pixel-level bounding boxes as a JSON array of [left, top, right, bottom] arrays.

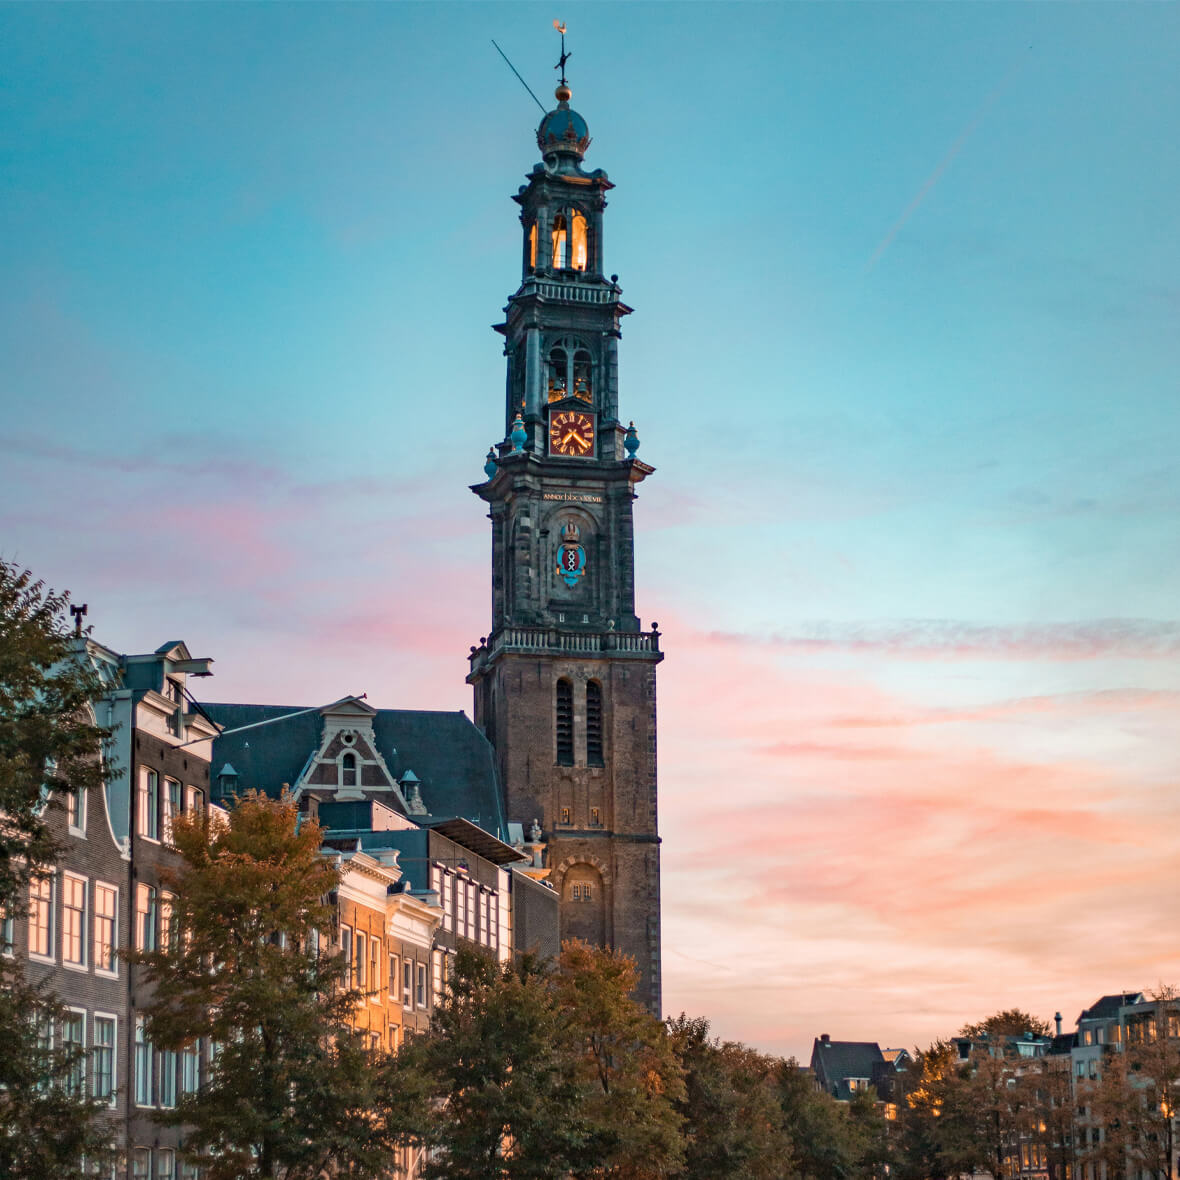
[[0, 562, 116, 1177], [667, 1014, 793, 1180], [776, 1059, 860, 1180], [129, 790, 395, 1180], [555, 939, 685, 1180], [960, 1010, 1052, 1040], [396, 945, 590, 1179]]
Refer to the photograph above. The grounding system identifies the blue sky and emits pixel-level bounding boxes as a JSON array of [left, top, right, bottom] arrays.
[[3, 2, 1179, 1058]]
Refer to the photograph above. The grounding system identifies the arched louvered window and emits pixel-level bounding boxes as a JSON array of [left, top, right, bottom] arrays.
[[340, 752, 357, 787], [555, 679, 574, 766], [547, 347, 568, 402], [573, 350, 592, 402], [528, 222, 538, 271], [586, 681, 604, 767]]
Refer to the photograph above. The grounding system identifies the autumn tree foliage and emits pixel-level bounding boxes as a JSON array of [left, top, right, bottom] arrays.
[[129, 791, 395, 1180], [0, 562, 116, 1177]]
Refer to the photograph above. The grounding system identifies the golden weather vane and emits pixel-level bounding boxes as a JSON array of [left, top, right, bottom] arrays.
[[553, 19, 570, 86]]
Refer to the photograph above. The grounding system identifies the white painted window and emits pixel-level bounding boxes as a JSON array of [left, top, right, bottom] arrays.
[[403, 959, 413, 1008], [92, 1014, 117, 1105], [29, 873, 53, 959], [416, 962, 427, 1008], [93, 882, 118, 974], [156, 1148, 175, 1180], [67, 784, 86, 834], [63, 1008, 86, 1095], [181, 1041, 200, 1094], [136, 883, 157, 951], [62, 873, 87, 967], [163, 779, 182, 844], [135, 1018, 152, 1106]]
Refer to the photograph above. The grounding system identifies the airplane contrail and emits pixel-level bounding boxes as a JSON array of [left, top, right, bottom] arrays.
[[866, 55, 1029, 272]]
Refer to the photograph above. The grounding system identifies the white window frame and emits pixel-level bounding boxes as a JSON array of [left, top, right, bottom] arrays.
[[139, 769, 160, 842], [155, 1147, 176, 1180], [416, 961, 427, 1008], [136, 882, 158, 952], [388, 952, 399, 999], [67, 783, 87, 836], [93, 881, 119, 976], [184, 784, 204, 814], [181, 1040, 200, 1094], [28, 872, 55, 962], [131, 1148, 151, 1179], [92, 1012, 118, 1107], [160, 890, 176, 953], [355, 932, 366, 987], [162, 778, 182, 845], [370, 936, 381, 1002], [158, 1047, 177, 1109], [62, 1006, 87, 1095], [135, 1018, 153, 1107], [62, 872, 88, 970], [340, 924, 353, 985], [402, 958, 413, 1009]]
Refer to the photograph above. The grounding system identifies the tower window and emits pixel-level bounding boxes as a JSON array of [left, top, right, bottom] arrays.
[[547, 346, 568, 401], [528, 222, 538, 271], [340, 752, 356, 787], [573, 350, 592, 402], [586, 680, 605, 766], [555, 679, 574, 766], [551, 214, 568, 269], [571, 210, 588, 270]]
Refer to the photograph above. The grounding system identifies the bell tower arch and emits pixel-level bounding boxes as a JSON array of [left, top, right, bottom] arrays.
[[468, 71, 663, 1012]]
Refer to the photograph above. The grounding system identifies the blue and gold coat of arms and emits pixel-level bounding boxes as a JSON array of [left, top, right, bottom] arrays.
[[556, 521, 587, 588]]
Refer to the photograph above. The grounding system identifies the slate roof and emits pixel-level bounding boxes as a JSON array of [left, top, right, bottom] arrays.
[[1077, 992, 1143, 1024], [199, 702, 509, 843], [811, 1039, 886, 1101]]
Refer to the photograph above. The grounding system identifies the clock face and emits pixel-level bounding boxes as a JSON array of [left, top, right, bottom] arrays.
[[549, 411, 595, 457]]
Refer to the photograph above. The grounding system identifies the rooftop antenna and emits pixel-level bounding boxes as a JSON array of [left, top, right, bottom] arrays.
[[553, 19, 570, 86], [491, 38, 547, 116]]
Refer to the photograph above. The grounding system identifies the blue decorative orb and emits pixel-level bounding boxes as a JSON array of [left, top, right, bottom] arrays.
[[624, 421, 640, 458], [484, 448, 498, 479], [510, 413, 527, 454]]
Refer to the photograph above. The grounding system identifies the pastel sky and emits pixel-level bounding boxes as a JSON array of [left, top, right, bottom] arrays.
[[2, 3, 1179, 1060]]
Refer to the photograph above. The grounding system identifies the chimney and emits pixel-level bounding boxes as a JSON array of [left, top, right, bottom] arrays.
[[821, 1033, 831, 1045], [1055, 1012, 1063, 1036]]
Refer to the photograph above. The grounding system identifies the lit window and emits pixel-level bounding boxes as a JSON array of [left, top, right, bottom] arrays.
[[139, 770, 159, 840], [62, 874, 87, 967], [94, 883, 118, 973], [92, 1015, 116, 1104], [528, 222, 538, 270], [570, 210, 588, 270], [590, 807, 601, 827], [29, 874, 53, 958], [560, 807, 571, 825], [555, 679, 573, 766], [551, 213, 568, 268], [136, 883, 158, 951]]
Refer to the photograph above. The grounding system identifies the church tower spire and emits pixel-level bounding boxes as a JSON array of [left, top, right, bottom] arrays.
[[468, 44, 663, 1012]]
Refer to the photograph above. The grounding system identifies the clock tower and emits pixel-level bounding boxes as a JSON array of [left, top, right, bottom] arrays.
[[467, 73, 663, 1012]]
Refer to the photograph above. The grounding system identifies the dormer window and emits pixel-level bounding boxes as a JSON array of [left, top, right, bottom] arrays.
[[340, 752, 357, 788]]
